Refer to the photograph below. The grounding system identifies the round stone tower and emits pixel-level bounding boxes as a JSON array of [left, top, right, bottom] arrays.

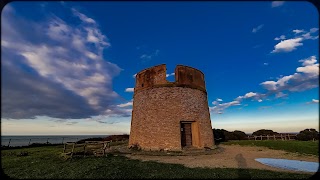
[[129, 64, 214, 151]]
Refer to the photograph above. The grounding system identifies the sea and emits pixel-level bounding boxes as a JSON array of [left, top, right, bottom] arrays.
[[1, 135, 109, 147]]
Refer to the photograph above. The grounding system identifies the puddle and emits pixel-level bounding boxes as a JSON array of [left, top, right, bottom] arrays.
[[255, 158, 319, 173]]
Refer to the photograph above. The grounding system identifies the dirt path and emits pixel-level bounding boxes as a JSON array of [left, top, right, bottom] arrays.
[[125, 144, 318, 174]]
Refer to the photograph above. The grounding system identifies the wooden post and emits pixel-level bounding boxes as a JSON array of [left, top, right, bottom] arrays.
[[83, 144, 86, 157], [254, 136, 257, 141], [28, 139, 31, 146], [260, 135, 262, 140], [267, 135, 269, 140], [288, 134, 291, 140], [63, 143, 66, 153], [281, 134, 283, 141], [274, 135, 276, 140], [8, 139, 11, 147], [71, 143, 75, 157], [46, 138, 49, 144]]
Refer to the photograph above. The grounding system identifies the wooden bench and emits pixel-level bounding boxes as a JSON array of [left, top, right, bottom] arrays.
[[63, 141, 111, 157]]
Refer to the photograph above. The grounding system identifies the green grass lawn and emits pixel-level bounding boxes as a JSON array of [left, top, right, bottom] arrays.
[[1, 145, 316, 179], [222, 140, 319, 156]]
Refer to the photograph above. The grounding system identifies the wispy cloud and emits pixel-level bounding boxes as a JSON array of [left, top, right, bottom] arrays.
[[293, 29, 304, 34], [264, 63, 269, 66], [261, 56, 319, 92], [1, 4, 129, 119], [140, 49, 160, 60], [252, 24, 264, 33], [212, 98, 223, 105], [133, 73, 137, 78], [274, 35, 286, 40], [271, 1, 285, 8], [210, 101, 241, 114], [210, 56, 319, 114], [125, 88, 134, 92], [166, 73, 175, 77], [117, 101, 133, 107], [258, 106, 272, 110], [306, 99, 319, 104], [271, 28, 318, 53], [271, 38, 303, 53]]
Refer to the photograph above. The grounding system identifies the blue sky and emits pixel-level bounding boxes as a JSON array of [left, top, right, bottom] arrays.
[[1, 1, 319, 135]]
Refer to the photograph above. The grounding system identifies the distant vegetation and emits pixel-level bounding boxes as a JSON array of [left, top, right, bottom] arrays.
[[213, 128, 319, 143], [252, 129, 279, 136], [76, 134, 129, 144], [296, 129, 319, 141]]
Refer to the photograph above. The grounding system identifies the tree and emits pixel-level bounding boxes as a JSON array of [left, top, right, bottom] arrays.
[[233, 130, 248, 140], [252, 129, 278, 136], [213, 129, 248, 143], [296, 129, 319, 141]]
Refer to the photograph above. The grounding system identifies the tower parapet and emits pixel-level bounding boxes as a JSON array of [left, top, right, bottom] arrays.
[[135, 64, 206, 93]]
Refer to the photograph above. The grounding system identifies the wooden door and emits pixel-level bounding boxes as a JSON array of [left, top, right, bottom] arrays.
[[181, 123, 192, 147]]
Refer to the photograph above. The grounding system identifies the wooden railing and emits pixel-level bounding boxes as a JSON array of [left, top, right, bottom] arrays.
[[247, 134, 297, 141]]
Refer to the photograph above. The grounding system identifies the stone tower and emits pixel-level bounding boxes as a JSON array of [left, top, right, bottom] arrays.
[[129, 64, 214, 151]]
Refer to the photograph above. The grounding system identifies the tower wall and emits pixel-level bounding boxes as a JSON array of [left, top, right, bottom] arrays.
[[129, 64, 214, 151]]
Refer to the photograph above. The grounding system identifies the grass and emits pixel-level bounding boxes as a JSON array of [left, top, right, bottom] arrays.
[[1, 145, 316, 179], [222, 140, 319, 156]]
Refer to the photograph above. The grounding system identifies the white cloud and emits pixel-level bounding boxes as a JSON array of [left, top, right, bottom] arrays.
[[264, 63, 268, 65], [140, 49, 160, 60], [272, 28, 318, 53], [275, 92, 287, 98], [261, 56, 319, 92], [210, 101, 241, 114], [301, 32, 319, 40], [274, 35, 286, 40], [166, 73, 175, 77], [271, 1, 285, 8], [212, 98, 223, 105], [306, 99, 319, 104], [252, 24, 264, 33], [298, 56, 317, 66], [125, 88, 134, 92], [293, 29, 304, 34], [271, 38, 303, 53], [211, 56, 319, 115], [310, 28, 319, 33], [260, 81, 277, 91], [2, 4, 125, 119], [72, 8, 96, 24], [244, 92, 257, 98], [296, 64, 319, 74], [140, 54, 152, 59], [117, 101, 133, 107], [133, 73, 137, 78]]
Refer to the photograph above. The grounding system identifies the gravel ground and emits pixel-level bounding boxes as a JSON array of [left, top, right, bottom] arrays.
[[125, 144, 318, 174]]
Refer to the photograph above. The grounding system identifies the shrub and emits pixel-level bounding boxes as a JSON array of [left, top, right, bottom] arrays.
[[296, 129, 319, 141]]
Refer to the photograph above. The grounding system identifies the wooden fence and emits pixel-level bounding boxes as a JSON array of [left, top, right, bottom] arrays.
[[247, 134, 297, 141]]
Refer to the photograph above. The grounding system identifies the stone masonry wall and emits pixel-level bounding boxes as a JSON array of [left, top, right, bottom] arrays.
[[129, 87, 214, 151]]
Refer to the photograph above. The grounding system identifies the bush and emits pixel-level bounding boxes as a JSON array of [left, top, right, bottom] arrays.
[[296, 129, 319, 141], [252, 129, 279, 136], [213, 129, 248, 143]]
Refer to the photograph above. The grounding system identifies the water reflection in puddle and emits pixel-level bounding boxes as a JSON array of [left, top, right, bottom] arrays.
[[255, 158, 319, 172]]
